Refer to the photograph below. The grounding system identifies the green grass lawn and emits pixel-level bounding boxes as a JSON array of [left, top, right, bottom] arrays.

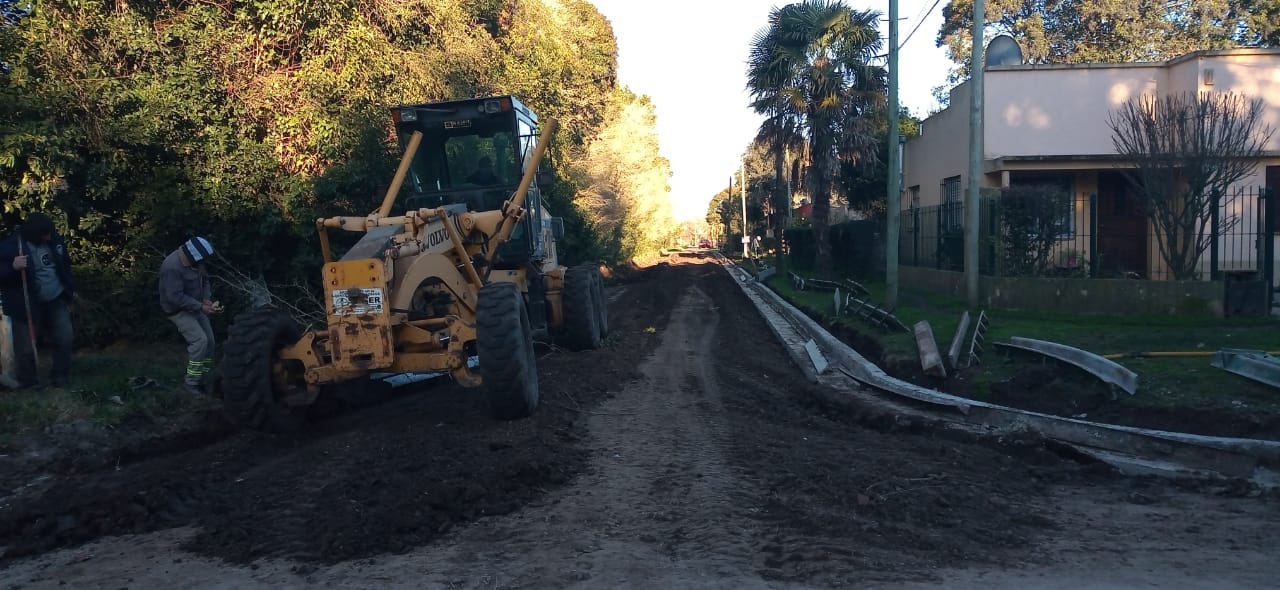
[[0, 346, 217, 444], [766, 265, 1280, 412]]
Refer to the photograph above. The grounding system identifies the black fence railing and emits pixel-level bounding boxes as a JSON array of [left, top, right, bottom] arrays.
[[900, 186, 1274, 282], [783, 219, 883, 276]]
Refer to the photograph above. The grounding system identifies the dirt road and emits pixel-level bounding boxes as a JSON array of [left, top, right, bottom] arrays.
[[1, 260, 1278, 588]]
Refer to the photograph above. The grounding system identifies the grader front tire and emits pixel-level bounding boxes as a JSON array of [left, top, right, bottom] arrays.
[[220, 308, 308, 433], [477, 282, 539, 420]]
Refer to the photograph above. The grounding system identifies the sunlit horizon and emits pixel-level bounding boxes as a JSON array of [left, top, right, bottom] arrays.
[[589, 0, 954, 222]]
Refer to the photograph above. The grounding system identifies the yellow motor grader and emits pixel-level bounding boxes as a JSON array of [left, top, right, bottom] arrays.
[[220, 95, 607, 431]]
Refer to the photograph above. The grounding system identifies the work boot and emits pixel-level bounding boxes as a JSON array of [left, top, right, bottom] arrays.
[[183, 382, 204, 396]]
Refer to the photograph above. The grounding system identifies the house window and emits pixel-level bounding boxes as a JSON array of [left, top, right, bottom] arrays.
[[941, 176, 961, 231], [1009, 173, 1075, 239], [909, 185, 920, 209]]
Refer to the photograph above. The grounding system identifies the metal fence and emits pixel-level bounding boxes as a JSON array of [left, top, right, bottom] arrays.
[[900, 186, 1274, 282]]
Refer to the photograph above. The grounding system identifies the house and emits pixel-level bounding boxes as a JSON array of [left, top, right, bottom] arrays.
[[902, 47, 1280, 282]]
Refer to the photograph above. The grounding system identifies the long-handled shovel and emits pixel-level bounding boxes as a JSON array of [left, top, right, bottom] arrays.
[[16, 238, 38, 375]]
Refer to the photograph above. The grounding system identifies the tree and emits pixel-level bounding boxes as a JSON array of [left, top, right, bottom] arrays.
[[1108, 92, 1275, 280], [746, 0, 885, 276], [752, 109, 804, 270], [937, 0, 1276, 81], [841, 106, 920, 218], [571, 89, 676, 260], [994, 184, 1072, 276], [0, 0, 29, 26], [1237, 0, 1280, 47], [0, 0, 632, 344]]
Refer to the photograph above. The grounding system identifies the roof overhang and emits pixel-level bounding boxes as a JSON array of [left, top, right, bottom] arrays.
[[985, 151, 1280, 174]]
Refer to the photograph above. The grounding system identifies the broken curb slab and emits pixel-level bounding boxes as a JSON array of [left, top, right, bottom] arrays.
[[946, 311, 971, 370], [913, 320, 947, 378], [1212, 349, 1280, 390], [718, 257, 1280, 483], [804, 339, 830, 374], [996, 337, 1140, 396]]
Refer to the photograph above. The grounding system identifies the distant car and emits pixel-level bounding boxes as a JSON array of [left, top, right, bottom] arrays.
[[698, 239, 712, 249]]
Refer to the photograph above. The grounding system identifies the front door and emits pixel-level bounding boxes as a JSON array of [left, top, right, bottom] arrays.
[[1096, 172, 1147, 278]]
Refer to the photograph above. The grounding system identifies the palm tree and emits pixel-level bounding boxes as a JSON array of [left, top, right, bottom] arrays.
[[746, 0, 884, 276], [753, 109, 805, 272]]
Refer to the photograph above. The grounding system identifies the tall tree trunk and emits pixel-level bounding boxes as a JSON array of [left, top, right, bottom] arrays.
[[810, 127, 835, 277], [773, 138, 787, 274], [811, 161, 832, 277]]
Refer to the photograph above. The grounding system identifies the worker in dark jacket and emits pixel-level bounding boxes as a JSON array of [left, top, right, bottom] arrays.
[[0, 212, 76, 389], [159, 237, 220, 395]]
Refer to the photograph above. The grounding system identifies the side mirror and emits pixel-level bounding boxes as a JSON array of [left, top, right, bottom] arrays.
[[550, 217, 565, 240], [536, 169, 556, 190]]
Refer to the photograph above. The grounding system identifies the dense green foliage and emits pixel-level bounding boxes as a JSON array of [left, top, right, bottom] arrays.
[[0, 0, 669, 345], [569, 88, 676, 260], [782, 219, 880, 276], [938, 0, 1280, 80], [993, 183, 1073, 277], [745, 0, 885, 276], [704, 141, 775, 253]]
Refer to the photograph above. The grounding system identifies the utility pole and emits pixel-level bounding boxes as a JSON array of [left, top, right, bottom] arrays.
[[965, 0, 986, 308], [741, 161, 749, 259], [886, 0, 901, 308], [726, 175, 734, 247]]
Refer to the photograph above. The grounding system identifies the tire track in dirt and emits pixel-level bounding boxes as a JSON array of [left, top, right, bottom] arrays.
[[578, 283, 750, 564], [382, 271, 783, 589], [5, 261, 1279, 590]]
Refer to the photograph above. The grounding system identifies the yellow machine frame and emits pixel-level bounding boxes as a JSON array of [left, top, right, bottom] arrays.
[[270, 118, 564, 406]]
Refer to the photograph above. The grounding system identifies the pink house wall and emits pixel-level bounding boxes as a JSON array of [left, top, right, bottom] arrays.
[[983, 65, 1163, 158], [901, 81, 972, 207], [905, 49, 1280, 209]]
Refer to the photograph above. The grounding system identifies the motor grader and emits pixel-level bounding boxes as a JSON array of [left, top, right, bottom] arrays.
[[220, 95, 608, 432]]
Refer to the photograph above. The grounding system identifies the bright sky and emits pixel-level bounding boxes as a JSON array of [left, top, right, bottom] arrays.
[[589, 0, 954, 221]]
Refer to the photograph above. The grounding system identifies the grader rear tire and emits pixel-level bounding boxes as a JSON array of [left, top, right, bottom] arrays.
[[220, 307, 308, 433], [477, 282, 539, 420], [563, 265, 601, 350], [590, 266, 608, 338]]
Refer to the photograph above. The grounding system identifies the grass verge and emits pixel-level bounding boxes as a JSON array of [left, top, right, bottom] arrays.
[[766, 265, 1280, 414], [0, 346, 217, 445]]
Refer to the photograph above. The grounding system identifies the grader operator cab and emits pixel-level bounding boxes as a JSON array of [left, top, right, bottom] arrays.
[[220, 95, 608, 432]]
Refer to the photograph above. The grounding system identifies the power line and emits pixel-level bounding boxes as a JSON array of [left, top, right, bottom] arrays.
[[909, 0, 932, 26], [870, 0, 944, 60], [899, 0, 944, 50]]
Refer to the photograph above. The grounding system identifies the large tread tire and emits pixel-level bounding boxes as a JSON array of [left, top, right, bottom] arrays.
[[563, 265, 601, 350], [220, 307, 307, 433], [477, 282, 539, 420], [590, 266, 609, 338]]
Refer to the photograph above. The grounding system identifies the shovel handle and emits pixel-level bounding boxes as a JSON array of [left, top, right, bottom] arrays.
[[15, 238, 38, 364]]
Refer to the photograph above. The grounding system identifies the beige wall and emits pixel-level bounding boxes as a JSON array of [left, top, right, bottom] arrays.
[[902, 82, 972, 209], [1165, 57, 1201, 97], [984, 65, 1162, 158], [982, 51, 1280, 158], [902, 48, 1280, 221], [1205, 53, 1280, 151]]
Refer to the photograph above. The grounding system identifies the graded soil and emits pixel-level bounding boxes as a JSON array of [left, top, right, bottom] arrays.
[[0, 259, 1277, 589]]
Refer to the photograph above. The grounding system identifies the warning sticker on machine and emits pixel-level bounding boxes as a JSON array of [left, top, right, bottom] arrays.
[[331, 288, 385, 315]]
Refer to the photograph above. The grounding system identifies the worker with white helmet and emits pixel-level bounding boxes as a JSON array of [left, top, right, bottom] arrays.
[[158, 236, 220, 395]]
